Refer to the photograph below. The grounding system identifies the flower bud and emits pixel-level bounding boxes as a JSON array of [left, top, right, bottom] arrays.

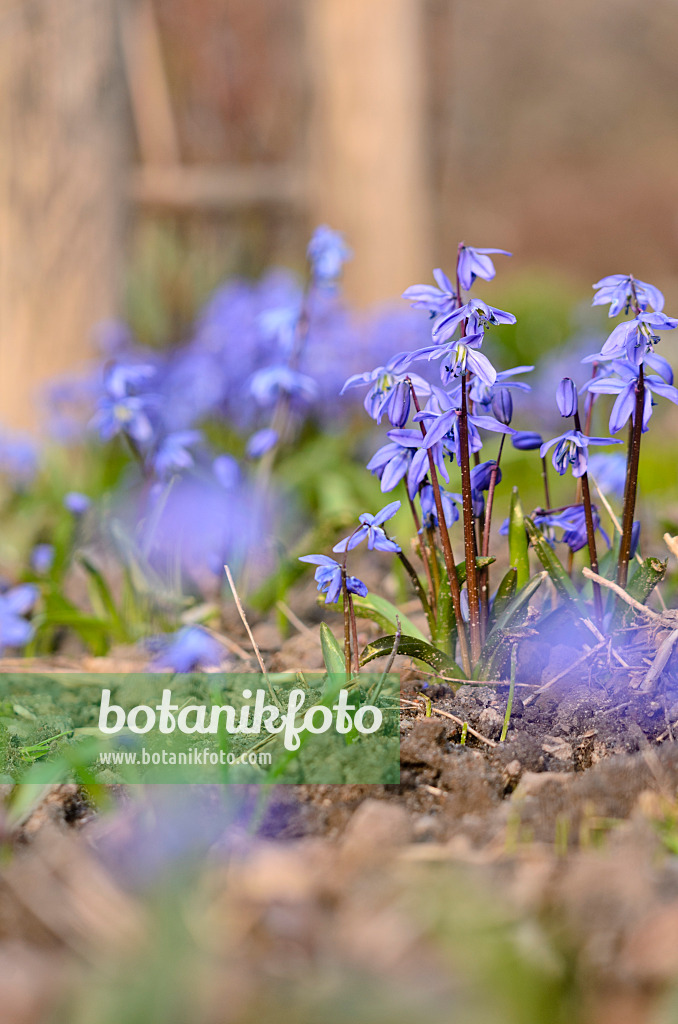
[[491, 387, 513, 425], [556, 377, 578, 417], [511, 431, 543, 451]]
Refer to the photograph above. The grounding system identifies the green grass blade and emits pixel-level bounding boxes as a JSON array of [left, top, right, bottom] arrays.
[[508, 488, 530, 588]]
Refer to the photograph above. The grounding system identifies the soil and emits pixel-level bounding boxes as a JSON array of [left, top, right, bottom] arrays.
[[3, 597, 678, 1022]]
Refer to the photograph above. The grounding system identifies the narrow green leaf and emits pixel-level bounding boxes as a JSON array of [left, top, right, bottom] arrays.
[[360, 634, 466, 678], [432, 577, 455, 655], [348, 592, 426, 642], [488, 567, 518, 630], [508, 488, 530, 588], [524, 518, 583, 606], [320, 622, 346, 677], [476, 571, 546, 678], [77, 555, 129, 642], [627, 557, 667, 605]]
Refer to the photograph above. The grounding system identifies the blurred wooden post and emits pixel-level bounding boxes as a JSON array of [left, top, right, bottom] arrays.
[[0, 0, 126, 433], [307, 0, 431, 305]]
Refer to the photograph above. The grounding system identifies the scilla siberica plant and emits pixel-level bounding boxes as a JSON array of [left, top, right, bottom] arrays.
[[301, 251, 677, 681]]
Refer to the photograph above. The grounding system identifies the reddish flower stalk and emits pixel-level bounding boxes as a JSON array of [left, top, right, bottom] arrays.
[[459, 372, 482, 663], [572, 410, 603, 624], [408, 380, 471, 676]]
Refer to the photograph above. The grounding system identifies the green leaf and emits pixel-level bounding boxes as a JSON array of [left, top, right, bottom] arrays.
[[509, 488, 530, 588], [432, 577, 455, 655], [77, 555, 129, 642], [488, 567, 518, 630], [476, 571, 546, 678], [360, 634, 466, 679], [456, 556, 495, 585], [524, 518, 583, 607], [627, 557, 667, 605], [319, 622, 346, 691], [349, 593, 426, 642]]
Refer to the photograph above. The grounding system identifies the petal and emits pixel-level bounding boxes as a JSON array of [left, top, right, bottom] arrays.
[[381, 451, 412, 492], [423, 410, 456, 448], [333, 526, 368, 553], [466, 349, 497, 386], [609, 385, 636, 433], [372, 500, 402, 526], [407, 448, 430, 498], [299, 554, 337, 567], [340, 369, 379, 395], [3, 584, 38, 615], [433, 268, 454, 293], [644, 352, 674, 383]]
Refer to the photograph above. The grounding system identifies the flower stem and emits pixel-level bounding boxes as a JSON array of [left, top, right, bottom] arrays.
[[407, 492, 437, 617], [479, 435, 506, 634], [341, 568, 352, 676], [397, 550, 436, 638], [348, 592, 360, 675], [617, 364, 644, 588], [408, 380, 471, 676], [459, 371, 482, 664], [573, 410, 603, 623]]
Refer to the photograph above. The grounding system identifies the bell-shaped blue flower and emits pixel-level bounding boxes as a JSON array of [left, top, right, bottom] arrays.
[[298, 555, 368, 604], [592, 275, 664, 317], [457, 246, 512, 291], [333, 501, 402, 554], [402, 269, 458, 316], [540, 429, 621, 478]]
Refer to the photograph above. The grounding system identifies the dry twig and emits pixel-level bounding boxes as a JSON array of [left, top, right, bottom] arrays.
[[224, 564, 281, 709], [401, 696, 497, 747], [581, 567, 660, 620]]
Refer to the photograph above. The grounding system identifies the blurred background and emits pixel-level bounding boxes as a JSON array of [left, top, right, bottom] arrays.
[[2, 0, 678, 433]]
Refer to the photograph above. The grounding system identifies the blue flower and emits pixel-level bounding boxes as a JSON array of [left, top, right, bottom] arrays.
[[0, 432, 39, 485], [402, 269, 458, 315], [366, 440, 414, 492], [511, 431, 543, 451], [586, 453, 627, 497], [448, 461, 502, 518], [417, 402, 513, 455], [151, 431, 202, 479], [592, 275, 664, 317], [249, 365, 318, 407], [246, 428, 279, 458], [91, 364, 159, 446], [333, 501, 401, 554], [586, 361, 678, 433], [556, 378, 578, 417], [31, 544, 55, 575], [401, 335, 497, 387], [537, 505, 609, 553], [64, 492, 90, 515], [0, 584, 38, 651], [307, 226, 352, 286], [298, 555, 368, 604], [419, 484, 459, 531], [341, 361, 431, 425], [213, 455, 240, 490], [540, 429, 621, 477], [148, 626, 225, 673], [432, 298, 516, 343], [457, 246, 511, 291], [600, 312, 678, 366], [470, 367, 534, 429], [386, 427, 453, 499], [91, 394, 157, 445]]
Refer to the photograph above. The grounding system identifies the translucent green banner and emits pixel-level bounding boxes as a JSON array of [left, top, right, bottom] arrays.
[[0, 672, 400, 784]]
